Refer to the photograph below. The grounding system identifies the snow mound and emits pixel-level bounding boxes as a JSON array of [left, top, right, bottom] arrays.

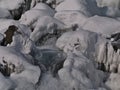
[[0, 46, 40, 84], [55, 11, 88, 27], [20, 9, 55, 29], [83, 15, 120, 37], [56, 0, 90, 16], [56, 29, 98, 60]]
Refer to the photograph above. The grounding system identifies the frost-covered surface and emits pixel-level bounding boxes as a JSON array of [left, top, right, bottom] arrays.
[[0, 0, 120, 90]]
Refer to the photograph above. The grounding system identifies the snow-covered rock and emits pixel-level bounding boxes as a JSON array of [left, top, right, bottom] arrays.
[[56, 29, 98, 60], [20, 4, 55, 29], [0, 19, 32, 53], [58, 52, 104, 89], [30, 16, 65, 44], [83, 15, 120, 37], [56, 0, 90, 16], [0, 19, 20, 34], [0, 46, 40, 85], [55, 11, 89, 27]]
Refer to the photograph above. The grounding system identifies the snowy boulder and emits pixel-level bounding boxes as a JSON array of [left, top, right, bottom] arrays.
[[20, 9, 55, 29], [56, 0, 102, 16], [0, 20, 32, 53], [0, 19, 20, 34], [56, 0, 90, 16], [56, 29, 98, 60], [30, 16, 65, 44], [83, 15, 120, 37], [58, 52, 104, 89], [55, 11, 89, 27], [0, 46, 40, 84]]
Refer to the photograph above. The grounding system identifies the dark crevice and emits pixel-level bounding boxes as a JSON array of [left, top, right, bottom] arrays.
[[97, 62, 106, 72], [0, 57, 16, 77], [97, 62, 118, 73], [0, 25, 21, 46], [9, 0, 32, 20], [107, 32, 120, 52]]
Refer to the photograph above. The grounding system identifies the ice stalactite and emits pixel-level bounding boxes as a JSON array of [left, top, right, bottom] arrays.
[[96, 34, 120, 73]]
